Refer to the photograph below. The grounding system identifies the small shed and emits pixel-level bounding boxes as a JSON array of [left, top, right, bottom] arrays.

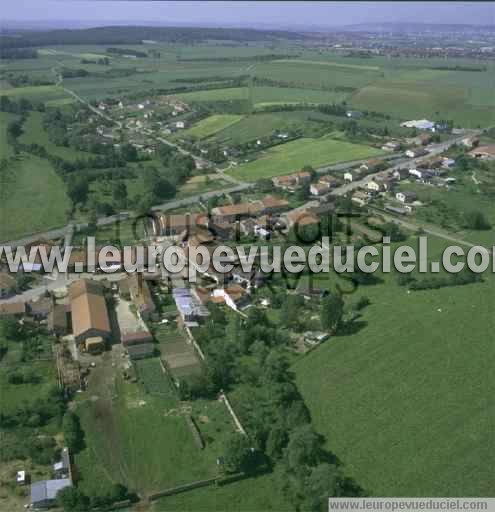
[[85, 336, 105, 354]]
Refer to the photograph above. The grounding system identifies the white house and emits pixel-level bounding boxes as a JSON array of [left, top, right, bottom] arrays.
[[366, 180, 383, 192], [409, 168, 423, 179], [396, 191, 417, 203], [344, 170, 360, 182], [175, 121, 186, 129]]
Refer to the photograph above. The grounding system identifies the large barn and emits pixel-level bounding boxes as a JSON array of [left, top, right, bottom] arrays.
[[69, 279, 111, 345]]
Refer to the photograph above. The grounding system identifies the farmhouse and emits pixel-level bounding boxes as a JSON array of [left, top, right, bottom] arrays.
[[469, 145, 495, 160], [69, 280, 111, 345], [366, 180, 385, 193], [212, 284, 250, 311], [344, 170, 360, 182], [260, 195, 289, 214], [381, 141, 401, 151], [211, 201, 263, 222], [0, 302, 26, 317], [396, 191, 418, 203], [31, 479, 72, 509], [125, 273, 156, 320], [400, 119, 436, 131], [319, 175, 339, 188], [272, 171, 311, 190], [461, 136, 479, 148], [286, 209, 319, 228], [156, 213, 206, 236], [28, 296, 53, 320], [0, 272, 15, 298], [310, 182, 331, 196], [351, 190, 369, 206], [48, 304, 69, 336], [405, 148, 428, 158], [418, 133, 433, 145], [442, 157, 456, 168], [409, 168, 434, 180]]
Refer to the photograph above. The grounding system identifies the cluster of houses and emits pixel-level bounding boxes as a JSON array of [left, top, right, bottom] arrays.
[[349, 152, 458, 211], [93, 95, 193, 155]]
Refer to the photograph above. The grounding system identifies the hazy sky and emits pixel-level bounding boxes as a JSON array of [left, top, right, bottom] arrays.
[[2, 1, 494, 28]]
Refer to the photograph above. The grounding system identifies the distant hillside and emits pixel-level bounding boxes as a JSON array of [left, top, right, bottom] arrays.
[[339, 22, 495, 33], [0, 25, 304, 49]]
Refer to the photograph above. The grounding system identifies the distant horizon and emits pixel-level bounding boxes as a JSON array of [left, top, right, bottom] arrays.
[[2, 19, 494, 34], [2, 1, 494, 31]]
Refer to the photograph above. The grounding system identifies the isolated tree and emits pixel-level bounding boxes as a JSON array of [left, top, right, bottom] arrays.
[[302, 463, 341, 511], [224, 434, 258, 474], [57, 486, 89, 512], [62, 412, 84, 453], [320, 293, 344, 333], [263, 349, 291, 383], [464, 210, 491, 230], [7, 120, 23, 140], [120, 142, 138, 162], [285, 424, 322, 473], [112, 181, 128, 208], [67, 176, 89, 206]]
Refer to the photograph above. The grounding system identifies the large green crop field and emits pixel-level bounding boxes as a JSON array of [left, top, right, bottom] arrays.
[[228, 135, 383, 180], [185, 114, 244, 139], [0, 154, 70, 241], [295, 236, 495, 497], [177, 85, 347, 107], [350, 78, 495, 128], [0, 84, 70, 104]]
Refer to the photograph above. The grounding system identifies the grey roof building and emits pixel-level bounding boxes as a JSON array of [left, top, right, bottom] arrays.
[[30, 478, 72, 509]]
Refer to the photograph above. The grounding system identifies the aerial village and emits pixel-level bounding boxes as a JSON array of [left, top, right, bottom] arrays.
[[1, 92, 494, 509]]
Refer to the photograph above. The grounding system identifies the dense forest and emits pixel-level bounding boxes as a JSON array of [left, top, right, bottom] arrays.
[[0, 25, 304, 50]]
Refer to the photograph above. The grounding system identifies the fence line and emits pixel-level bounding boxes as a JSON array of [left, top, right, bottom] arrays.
[[219, 392, 247, 436], [184, 325, 206, 361]]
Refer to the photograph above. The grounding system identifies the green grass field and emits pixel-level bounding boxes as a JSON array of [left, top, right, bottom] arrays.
[[0, 85, 70, 104], [185, 114, 244, 139], [228, 135, 383, 180], [177, 86, 347, 107], [0, 112, 16, 159], [295, 236, 495, 496], [0, 154, 70, 241], [350, 80, 495, 128], [76, 373, 218, 496], [153, 471, 291, 512], [209, 110, 332, 144]]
